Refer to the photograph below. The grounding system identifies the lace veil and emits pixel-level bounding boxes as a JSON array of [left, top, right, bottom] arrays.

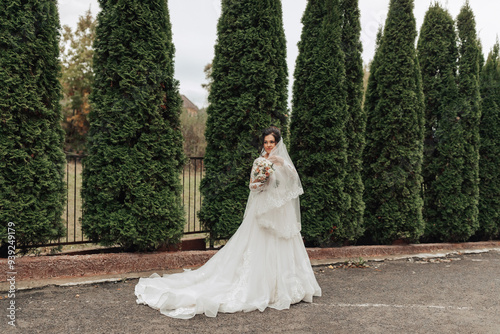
[[247, 139, 304, 239]]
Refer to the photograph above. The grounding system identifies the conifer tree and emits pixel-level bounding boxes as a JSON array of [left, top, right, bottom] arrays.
[[362, 0, 425, 244], [441, 2, 482, 241], [363, 27, 384, 166], [478, 41, 500, 239], [81, 0, 185, 251], [340, 0, 365, 242], [0, 0, 66, 250], [417, 4, 460, 240], [199, 0, 289, 241], [290, 0, 348, 246], [362, 27, 383, 244]]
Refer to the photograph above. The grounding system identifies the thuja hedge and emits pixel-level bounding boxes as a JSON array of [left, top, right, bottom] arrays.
[[444, 3, 482, 241], [340, 0, 366, 244], [0, 0, 66, 250], [81, 0, 185, 251], [416, 3, 482, 242], [362, 0, 425, 244], [290, 0, 348, 246], [478, 42, 500, 239], [199, 0, 289, 241], [417, 4, 461, 241]]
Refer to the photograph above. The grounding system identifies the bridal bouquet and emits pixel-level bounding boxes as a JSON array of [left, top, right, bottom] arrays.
[[252, 157, 275, 184]]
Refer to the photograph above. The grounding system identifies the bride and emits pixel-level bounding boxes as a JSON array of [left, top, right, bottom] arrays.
[[135, 126, 321, 319]]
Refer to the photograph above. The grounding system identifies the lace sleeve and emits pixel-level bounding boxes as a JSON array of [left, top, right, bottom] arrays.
[[249, 180, 266, 192]]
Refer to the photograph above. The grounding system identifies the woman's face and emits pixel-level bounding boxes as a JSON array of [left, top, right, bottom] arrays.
[[263, 134, 276, 155]]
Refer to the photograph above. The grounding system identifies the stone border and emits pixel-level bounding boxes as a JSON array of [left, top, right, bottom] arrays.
[[306, 241, 500, 261], [1, 241, 499, 283]]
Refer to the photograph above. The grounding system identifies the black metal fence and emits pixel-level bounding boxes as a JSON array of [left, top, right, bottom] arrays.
[[182, 157, 206, 235], [62, 153, 86, 246], [41, 154, 207, 248]]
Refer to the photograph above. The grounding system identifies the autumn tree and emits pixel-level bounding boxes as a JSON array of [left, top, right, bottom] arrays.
[[59, 9, 96, 153], [181, 106, 207, 157]]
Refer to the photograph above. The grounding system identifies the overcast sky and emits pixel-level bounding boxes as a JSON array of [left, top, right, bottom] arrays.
[[59, 0, 500, 108]]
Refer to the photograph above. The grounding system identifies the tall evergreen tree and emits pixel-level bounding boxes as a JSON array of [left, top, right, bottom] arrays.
[[363, 26, 384, 165], [361, 27, 383, 245], [362, 0, 425, 244], [199, 0, 289, 241], [417, 4, 461, 240], [442, 2, 482, 241], [340, 0, 365, 242], [478, 41, 500, 239], [290, 0, 348, 246], [0, 0, 66, 251], [81, 0, 185, 251]]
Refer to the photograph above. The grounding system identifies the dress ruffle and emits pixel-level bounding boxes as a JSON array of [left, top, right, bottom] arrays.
[[135, 194, 321, 319]]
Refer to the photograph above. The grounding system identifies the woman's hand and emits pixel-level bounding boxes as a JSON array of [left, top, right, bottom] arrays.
[[267, 155, 284, 166]]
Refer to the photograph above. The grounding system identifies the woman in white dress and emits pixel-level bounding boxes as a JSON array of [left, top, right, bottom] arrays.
[[135, 126, 321, 319]]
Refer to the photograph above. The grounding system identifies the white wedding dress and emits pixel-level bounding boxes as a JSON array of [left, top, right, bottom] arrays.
[[135, 141, 321, 319]]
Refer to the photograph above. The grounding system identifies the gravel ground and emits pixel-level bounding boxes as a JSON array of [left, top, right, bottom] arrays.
[[1, 250, 499, 334]]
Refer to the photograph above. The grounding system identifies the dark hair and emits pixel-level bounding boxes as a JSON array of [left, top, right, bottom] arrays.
[[260, 126, 281, 148]]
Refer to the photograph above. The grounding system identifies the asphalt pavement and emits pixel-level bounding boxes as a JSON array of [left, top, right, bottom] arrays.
[[1, 250, 499, 334]]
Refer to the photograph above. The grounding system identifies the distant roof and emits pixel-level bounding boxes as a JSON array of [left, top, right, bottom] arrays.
[[181, 94, 199, 112]]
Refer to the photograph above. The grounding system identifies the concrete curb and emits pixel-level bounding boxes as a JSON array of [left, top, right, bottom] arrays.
[[1, 240, 499, 291]]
